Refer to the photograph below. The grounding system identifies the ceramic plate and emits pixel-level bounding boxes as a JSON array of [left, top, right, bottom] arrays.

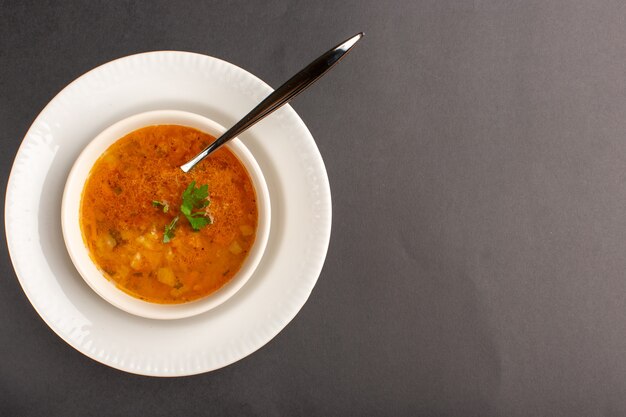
[[4, 51, 332, 376]]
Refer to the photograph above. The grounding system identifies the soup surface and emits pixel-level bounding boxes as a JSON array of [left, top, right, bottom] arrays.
[[80, 125, 258, 304]]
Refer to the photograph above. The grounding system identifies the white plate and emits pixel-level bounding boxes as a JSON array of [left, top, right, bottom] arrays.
[[5, 51, 332, 376]]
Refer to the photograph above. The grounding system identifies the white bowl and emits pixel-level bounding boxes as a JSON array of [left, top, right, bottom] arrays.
[[61, 110, 271, 320]]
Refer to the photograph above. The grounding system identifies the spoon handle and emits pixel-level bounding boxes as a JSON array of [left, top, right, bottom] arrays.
[[180, 32, 364, 172]]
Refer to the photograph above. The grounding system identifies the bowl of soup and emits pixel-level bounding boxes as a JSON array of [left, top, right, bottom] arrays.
[[62, 110, 271, 319]]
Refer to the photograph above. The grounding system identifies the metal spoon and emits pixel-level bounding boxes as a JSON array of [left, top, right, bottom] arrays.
[[180, 32, 364, 173]]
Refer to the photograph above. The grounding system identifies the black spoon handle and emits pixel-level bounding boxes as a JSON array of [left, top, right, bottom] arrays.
[[180, 32, 364, 172]]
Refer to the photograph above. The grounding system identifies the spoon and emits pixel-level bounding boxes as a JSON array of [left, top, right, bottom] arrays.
[[180, 32, 364, 173]]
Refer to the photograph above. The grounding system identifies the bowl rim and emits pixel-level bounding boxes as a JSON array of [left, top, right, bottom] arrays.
[[61, 109, 271, 320]]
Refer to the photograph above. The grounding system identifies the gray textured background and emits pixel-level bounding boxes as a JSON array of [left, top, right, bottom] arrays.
[[2, 1, 626, 416]]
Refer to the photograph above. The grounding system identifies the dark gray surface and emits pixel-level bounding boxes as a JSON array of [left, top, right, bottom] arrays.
[[2, 0, 626, 415]]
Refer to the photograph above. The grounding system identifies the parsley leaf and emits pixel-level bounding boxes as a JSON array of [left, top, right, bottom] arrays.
[[152, 200, 169, 213], [156, 181, 211, 243], [187, 215, 211, 230], [163, 216, 179, 243], [180, 181, 212, 231]]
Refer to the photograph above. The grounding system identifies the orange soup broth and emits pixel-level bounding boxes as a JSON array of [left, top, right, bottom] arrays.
[[80, 125, 258, 304]]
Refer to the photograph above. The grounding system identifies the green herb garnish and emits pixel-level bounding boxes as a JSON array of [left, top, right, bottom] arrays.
[[152, 200, 169, 213], [163, 216, 179, 243], [180, 181, 212, 231], [155, 181, 211, 243]]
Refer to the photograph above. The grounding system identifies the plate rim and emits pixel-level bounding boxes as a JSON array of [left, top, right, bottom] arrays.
[[4, 50, 332, 376]]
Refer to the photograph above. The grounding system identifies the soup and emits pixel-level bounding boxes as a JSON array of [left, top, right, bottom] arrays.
[[80, 125, 258, 304]]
